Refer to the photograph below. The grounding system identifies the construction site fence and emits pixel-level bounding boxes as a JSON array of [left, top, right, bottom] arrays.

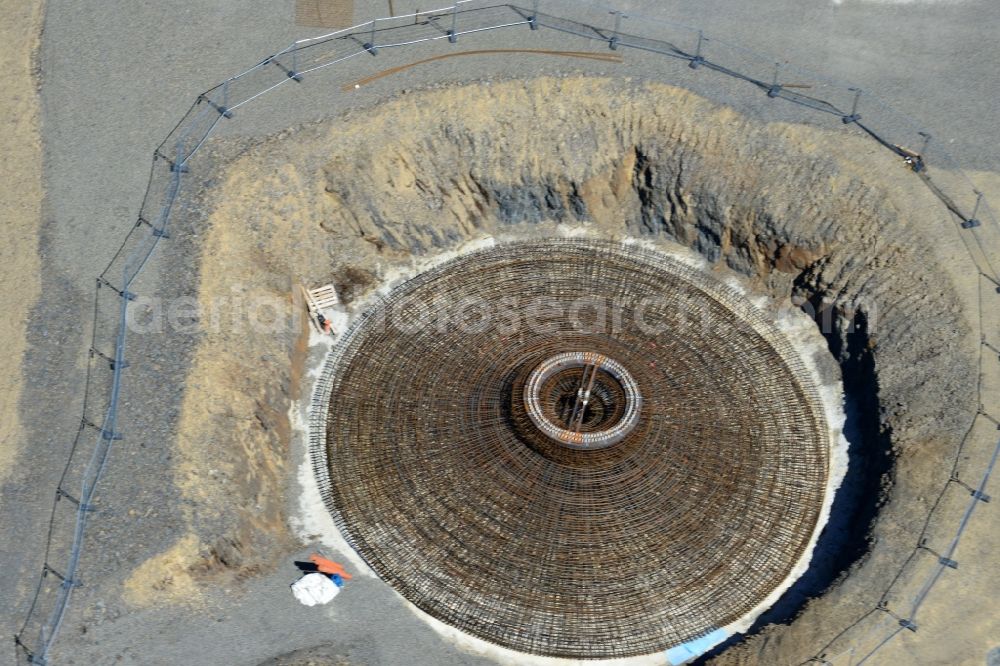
[[14, 1, 1000, 664]]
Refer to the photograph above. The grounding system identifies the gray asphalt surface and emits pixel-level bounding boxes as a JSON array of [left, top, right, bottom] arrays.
[[4, 0, 998, 664]]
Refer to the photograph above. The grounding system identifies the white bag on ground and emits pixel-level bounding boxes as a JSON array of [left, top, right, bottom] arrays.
[[291, 572, 340, 606]]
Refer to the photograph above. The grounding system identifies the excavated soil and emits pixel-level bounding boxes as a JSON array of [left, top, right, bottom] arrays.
[[124, 76, 985, 664]]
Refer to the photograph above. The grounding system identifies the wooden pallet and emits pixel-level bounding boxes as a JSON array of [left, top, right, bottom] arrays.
[[308, 284, 340, 311], [301, 284, 340, 333]]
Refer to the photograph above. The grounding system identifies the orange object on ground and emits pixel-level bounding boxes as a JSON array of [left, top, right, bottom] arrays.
[[309, 554, 352, 579]]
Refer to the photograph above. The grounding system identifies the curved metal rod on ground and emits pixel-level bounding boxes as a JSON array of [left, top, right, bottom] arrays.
[[341, 48, 623, 91]]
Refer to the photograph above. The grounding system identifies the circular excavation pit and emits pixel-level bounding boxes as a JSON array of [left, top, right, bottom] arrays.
[[180, 77, 978, 665], [315, 239, 833, 658]]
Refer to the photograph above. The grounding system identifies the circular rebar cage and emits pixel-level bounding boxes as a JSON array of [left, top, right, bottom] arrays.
[[523, 351, 642, 450], [315, 239, 830, 658]]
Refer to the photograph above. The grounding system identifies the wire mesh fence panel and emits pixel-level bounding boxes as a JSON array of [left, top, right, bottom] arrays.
[[78, 294, 120, 437], [922, 147, 1000, 278], [120, 222, 172, 292], [847, 90, 933, 168], [766, 59, 860, 120], [15, 571, 64, 665], [539, 0, 712, 66], [614, 7, 702, 50], [818, 612, 898, 665], [886, 547, 947, 617], [533, 0, 618, 44], [209, 62, 299, 114], [16, 428, 105, 664], [171, 102, 227, 167], [284, 38, 371, 78], [609, 14, 701, 64], [699, 35, 789, 95], [98, 225, 146, 292], [13, 1, 999, 664], [154, 101, 208, 168], [911, 443, 1000, 617], [449, 2, 534, 39], [136, 155, 181, 229]]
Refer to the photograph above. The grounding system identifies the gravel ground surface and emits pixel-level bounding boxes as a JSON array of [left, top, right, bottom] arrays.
[[3, 1, 998, 665], [0, 0, 43, 485]]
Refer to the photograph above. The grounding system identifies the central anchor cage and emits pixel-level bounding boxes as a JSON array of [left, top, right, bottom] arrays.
[[523, 351, 642, 450]]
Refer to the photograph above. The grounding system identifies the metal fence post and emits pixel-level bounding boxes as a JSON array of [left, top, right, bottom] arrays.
[[689, 31, 704, 69], [448, 3, 459, 43], [171, 138, 188, 174], [843, 88, 862, 124], [290, 48, 302, 82], [962, 191, 983, 229], [608, 11, 622, 50], [364, 19, 379, 53], [768, 62, 782, 97], [918, 131, 931, 158]]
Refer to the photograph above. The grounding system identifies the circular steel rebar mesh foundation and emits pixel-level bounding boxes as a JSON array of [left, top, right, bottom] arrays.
[[318, 239, 829, 658]]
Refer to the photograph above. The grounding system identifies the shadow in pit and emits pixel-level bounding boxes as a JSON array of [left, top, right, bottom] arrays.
[[695, 304, 894, 663]]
